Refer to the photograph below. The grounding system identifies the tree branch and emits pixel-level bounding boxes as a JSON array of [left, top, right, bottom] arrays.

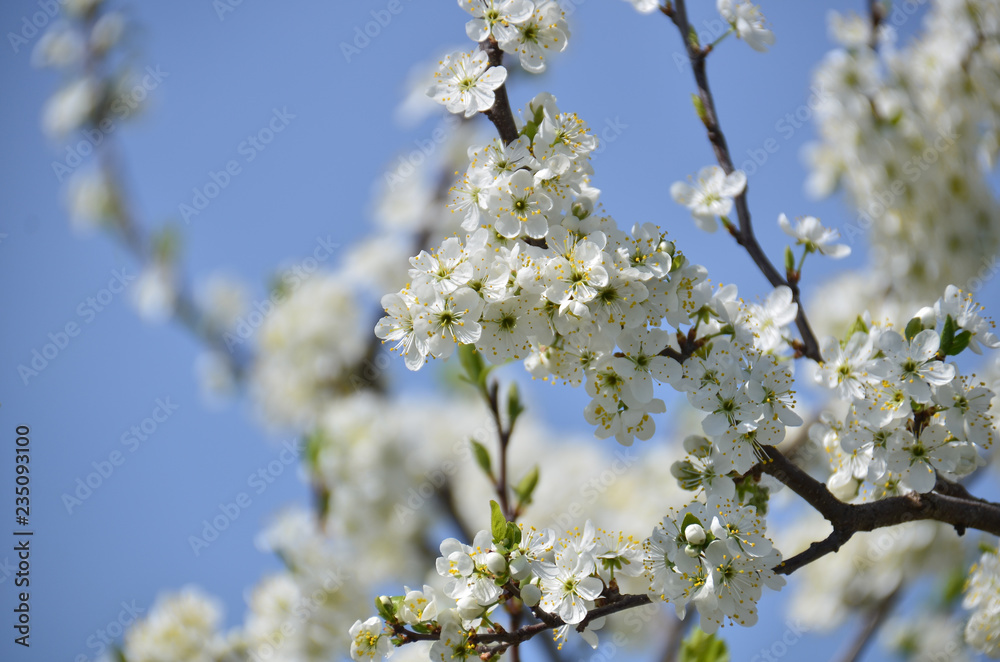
[[665, 0, 822, 362], [759, 445, 1000, 574], [479, 38, 520, 145]]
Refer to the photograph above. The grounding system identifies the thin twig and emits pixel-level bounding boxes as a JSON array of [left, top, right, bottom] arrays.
[[665, 0, 822, 362]]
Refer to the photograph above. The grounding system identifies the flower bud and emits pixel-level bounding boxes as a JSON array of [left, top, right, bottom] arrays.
[[685, 523, 707, 545], [684, 544, 701, 558], [520, 583, 541, 607], [509, 555, 531, 581], [486, 551, 507, 575], [457, 595, 485, 620]]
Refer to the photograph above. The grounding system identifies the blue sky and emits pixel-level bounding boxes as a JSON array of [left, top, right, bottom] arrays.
[[1, 1, 982, 660]]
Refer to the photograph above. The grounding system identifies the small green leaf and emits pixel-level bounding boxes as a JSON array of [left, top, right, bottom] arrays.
[[735, 478, 770, 515], [514, 465, 540, 507], [688, 27, 701, 50], [940, 563, 969, 607], [949, 330, 971, 356], [679, 626, 730, 662], [490, 500, 507, 543], [506, 521, 521, 546], [153, 225, 181, 263], [471, 439, 493, 478], [784, 245, 795, 274], [939, 315, 956, 355], [904, 316, 924, 343], [458, 344, 485, 385], [375, 595, 396, 621], [507, 383, 525, 429], [691, 93, 707, 124]]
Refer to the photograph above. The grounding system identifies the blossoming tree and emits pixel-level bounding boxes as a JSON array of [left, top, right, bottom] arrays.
[[35, 0, 1000, 660]]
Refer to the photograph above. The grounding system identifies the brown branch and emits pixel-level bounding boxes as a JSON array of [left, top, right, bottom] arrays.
[[759, 445, 1000, 574], [665, 0, 822, 362], [479, 38, 520, 145], [392, 592, 653, 655]]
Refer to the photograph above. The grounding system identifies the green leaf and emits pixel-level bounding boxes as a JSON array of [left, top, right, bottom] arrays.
[[939, 315, 956, 355], [490, 500, 507, 543], [375, 595, 396, 621], [153, 225, 181, 263], [904, 316, 923, 343], [948, 330, 971, 356], [507, 383, 525, 429], [784, 245, 795, 274], [471, 439, 493, 478], [940, 563, 969, 607], [679, 626, 730, 662], [514, 465, 540, 507], [506, 521, 522, 545], [688, 27, 701, 50], [303, 430, 325, 471], [735, 479, 770, 516], [458, 344, 485, 385]]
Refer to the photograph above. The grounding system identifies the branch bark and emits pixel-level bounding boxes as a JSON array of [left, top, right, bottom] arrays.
[[479, 38, 520, 145]]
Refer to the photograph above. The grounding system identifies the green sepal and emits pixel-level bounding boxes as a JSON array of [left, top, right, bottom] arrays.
[[847, 315, 869, 338]]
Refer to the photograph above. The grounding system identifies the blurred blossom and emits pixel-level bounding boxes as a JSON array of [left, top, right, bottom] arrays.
[[65, 168, 118, 231], [42, 77, 102, 138], [132, 262, 177, 324], [31, 23, 84, 69]]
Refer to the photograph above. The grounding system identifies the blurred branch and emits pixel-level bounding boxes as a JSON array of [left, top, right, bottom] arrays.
[[663, 0, 822, 362], [658, 610, 694, 662], [834, 588, 900, 662], [868, 0, 885, 51]]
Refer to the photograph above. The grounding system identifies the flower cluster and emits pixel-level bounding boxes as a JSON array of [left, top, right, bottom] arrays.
[[460, 0, 568, 73], [379, 81, 817, 448], [645, 496, 784, 633], [963, 547, 1000, 656], [350, 499, 782, 659], [814, 286, 998, 496], [806, 2, 1000, 304]]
